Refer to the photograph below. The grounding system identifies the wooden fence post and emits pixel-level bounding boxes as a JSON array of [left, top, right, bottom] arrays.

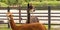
[[48, 6, 51, 30], [18, 6, 21, 23], [26, 3, 30, 23]]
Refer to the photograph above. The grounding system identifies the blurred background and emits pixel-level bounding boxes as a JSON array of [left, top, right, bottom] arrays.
[[0, 0, 60, 30]]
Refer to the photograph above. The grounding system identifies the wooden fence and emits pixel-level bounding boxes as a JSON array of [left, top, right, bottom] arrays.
[[0, 6, 60, 30]]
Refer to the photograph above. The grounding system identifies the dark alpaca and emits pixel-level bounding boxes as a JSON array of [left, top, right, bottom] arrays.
[[26, 16, 39, 23], [7, 12, 47, 30]]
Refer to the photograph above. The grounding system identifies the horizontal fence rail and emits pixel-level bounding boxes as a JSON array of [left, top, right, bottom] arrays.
[[0, 10, 60, 25]]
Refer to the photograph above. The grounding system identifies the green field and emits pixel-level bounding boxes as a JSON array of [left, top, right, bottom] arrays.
[[0, 27, 11, 30]]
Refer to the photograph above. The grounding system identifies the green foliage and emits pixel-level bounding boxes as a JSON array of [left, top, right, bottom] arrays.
[[21, 1, 60, 7], [25, 0, 30, 2], [0, 0, 8, 4], [8, 0, 17, 5], [21, 2, 28, 7], [0, 2, 8, 7], [56, 0, 60, 1], [18, 0, 26, 4], [29, 1, 40, 6], [0, 0, 60, 7], [48, 1, 60, 6], [40, 1, 60, 6], [21, 1, 40, 7]]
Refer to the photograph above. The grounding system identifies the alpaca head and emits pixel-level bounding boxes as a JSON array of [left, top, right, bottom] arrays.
[[28, 3, 35, 13], [7, 12, 13, 20]]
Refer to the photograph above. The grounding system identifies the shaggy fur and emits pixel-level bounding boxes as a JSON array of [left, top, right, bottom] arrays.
[[7, 12, 47, 30], [26, 16, 39, 23]]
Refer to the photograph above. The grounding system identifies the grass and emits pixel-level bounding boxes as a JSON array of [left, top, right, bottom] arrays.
[[0, 24, 10, 30], [0, 27, 11, 30]]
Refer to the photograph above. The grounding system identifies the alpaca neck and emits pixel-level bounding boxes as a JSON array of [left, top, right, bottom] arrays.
[[9, 15, 16, 29]]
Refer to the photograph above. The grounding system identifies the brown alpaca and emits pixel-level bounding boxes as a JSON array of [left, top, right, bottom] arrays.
[[7, 12, 47, 30]]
